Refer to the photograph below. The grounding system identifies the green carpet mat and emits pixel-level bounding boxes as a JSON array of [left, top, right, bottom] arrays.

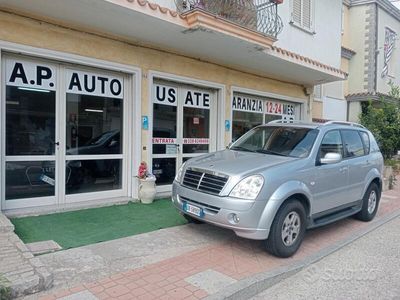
[[11, 199, 187, 250]]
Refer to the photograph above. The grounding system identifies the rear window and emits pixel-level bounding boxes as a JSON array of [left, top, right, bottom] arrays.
[[341, 130, 365, 158], [359, 131, 370, 154]]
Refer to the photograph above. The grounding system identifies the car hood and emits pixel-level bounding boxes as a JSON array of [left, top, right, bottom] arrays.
[[186, 149, 297, 177]]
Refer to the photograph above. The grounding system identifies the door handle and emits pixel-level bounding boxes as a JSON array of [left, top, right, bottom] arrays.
[[54, 142, 60, 146], [339, 166, 348, 172]]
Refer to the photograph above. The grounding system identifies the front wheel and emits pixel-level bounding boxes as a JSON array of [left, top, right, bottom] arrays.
[[265, 199, 306, 258], [355, 183, 380, 222]]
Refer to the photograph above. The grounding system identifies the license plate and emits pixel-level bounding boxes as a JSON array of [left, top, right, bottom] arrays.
[[183, 202, 204, 218]]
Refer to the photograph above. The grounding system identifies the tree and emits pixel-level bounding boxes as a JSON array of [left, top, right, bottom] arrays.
[[359, 85, 400, 159]]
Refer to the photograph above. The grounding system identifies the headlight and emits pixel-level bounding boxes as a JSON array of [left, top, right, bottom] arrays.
[[229, 175, 264, 200], [174, 162, 186, 183]]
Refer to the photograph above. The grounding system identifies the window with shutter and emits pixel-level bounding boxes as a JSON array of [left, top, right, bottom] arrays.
[[313, 84, 322, 100], [302, 0, 312, 29], [291, 0, 314, 32], [292, 0, 302, 25]]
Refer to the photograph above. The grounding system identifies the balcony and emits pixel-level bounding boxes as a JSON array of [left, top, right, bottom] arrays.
[[0, 0, 346, 85], [175, 0, 283, 38]]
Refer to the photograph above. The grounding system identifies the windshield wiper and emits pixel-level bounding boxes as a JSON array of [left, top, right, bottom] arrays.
[[230, 146, 256, 153], [256, 149, 287, 157]]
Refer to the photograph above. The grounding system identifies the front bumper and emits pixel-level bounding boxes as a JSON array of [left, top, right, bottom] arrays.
[[172, 181, 270, 240]]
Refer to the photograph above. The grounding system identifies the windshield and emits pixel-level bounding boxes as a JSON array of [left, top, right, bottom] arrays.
[[231, 126, 319, 158], [86, 131, 118, 146]]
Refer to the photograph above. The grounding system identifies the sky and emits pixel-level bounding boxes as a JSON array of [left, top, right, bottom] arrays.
[[393, 2, 400, 9]]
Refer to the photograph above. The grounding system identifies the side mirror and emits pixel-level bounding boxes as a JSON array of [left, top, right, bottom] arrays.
[[320, 152, 342, 165]]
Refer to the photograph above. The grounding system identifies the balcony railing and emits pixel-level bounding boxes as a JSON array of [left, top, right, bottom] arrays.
[[175, 0, 283, 38]]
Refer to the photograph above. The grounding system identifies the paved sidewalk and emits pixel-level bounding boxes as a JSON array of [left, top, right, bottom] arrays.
[[250, 215, 400, 300], [0, 214, 52, 298], [27, 183, 400, 300]]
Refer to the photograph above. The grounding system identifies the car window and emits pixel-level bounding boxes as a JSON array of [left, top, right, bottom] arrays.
[[369, 133, 380, 153], [341, 130, 365, 158], [359, 131, 370, 154], [319, 130, 343, 158]]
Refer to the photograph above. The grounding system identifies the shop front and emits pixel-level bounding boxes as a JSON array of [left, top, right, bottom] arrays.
[[231, 91, 303, 141], [1, 53, 137, 211]]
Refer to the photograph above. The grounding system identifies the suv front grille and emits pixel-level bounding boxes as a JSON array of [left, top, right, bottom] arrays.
[[182, 169, 228, 195]]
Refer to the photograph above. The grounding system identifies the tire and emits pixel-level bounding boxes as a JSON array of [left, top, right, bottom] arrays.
[[183, 214, 204, 224], [355, 183, 380, 222], [265, 199, 306, 258]]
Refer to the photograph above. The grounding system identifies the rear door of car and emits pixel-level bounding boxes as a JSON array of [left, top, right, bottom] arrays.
[[341, 129, 369, 202]]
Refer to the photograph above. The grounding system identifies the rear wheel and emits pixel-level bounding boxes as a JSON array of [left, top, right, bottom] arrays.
[[266, 199, 306, 258], [183, 214, 204, 224], [355, 182, 380, 222]]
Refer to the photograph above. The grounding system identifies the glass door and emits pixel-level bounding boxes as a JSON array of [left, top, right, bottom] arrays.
[[151, 81, 217, 189], [2, 56, 59, 209], [64, 67, 125, 203]]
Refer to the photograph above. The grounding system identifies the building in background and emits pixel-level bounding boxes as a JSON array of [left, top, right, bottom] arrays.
[[0, 0, 345, 214], [342, 0, 400, 121]]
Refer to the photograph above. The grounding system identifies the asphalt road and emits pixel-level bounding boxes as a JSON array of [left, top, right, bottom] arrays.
[[251, 216, 400, 300]]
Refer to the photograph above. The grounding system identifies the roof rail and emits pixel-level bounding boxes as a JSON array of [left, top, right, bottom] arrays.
[[267, 119, 294, 124], [323, 121, 365, 129]]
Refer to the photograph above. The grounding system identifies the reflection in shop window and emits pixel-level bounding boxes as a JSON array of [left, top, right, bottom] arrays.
[[66, 94, 122, 155], [152, 158, 176, 185], [152, 104, 177, 154], [6, 161, 55, 200], [6, 86, 56, 156], [183, 107, 209, 154], [232, 111, 263, 142], [66, 159, 122, 194]]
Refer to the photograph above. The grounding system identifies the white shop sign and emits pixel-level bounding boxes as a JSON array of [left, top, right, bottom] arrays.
[[182, 88, 210, 109], [232, 95, 263, 113], [66, 69, 123, 98], [6, 59, 57, 91], [154, 84, 178, 106], [153, 84, 210, 109]]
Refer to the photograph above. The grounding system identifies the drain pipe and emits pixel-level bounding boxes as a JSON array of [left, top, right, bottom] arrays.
[[303, 86, 313, 122]]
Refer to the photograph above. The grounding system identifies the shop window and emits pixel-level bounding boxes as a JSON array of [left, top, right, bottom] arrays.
[[6, 86, 56, 156], [66, 94, 123, 155], [232, 111, 263, 141]]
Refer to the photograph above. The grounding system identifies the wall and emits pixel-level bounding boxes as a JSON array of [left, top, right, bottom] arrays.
[[347, 5, 368, 94], [0, 10, 308, 162], [342, 3, 351, 49], [348, 101, 362, 122], [275, 0, 342, 68], [151, 0, 343, 68], [376, 6, 400, 93]]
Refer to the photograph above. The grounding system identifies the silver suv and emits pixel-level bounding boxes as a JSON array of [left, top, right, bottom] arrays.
[[172, 121, 383, 257]]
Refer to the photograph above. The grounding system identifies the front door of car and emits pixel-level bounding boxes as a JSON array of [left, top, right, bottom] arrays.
[[312, 130, 349, 214]]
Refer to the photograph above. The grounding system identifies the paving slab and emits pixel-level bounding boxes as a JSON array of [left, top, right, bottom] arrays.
[[24, 181, 400, 299], [25, 241, 62, 256], [0, 214, 53, 298]]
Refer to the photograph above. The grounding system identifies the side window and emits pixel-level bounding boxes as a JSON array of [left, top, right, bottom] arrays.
[[369, 133, 380, 153], [341, 130, 365, 158], [359, 131, 370, 154], [319, 130, 343, 158]]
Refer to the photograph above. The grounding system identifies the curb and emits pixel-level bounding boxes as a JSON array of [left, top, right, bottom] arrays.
[[206, 209, 400, 300]]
